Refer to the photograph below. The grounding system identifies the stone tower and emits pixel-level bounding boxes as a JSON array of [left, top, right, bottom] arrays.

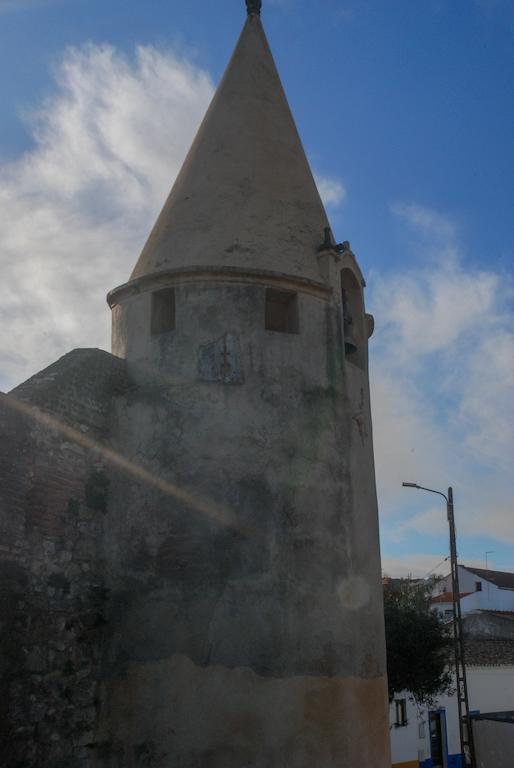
[[0, 3, 390, 767], [102, 5, 390, 767]]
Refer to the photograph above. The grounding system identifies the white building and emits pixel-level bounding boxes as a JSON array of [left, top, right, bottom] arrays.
[[432, 566, 514, 617], [390, 566, 514, 768]]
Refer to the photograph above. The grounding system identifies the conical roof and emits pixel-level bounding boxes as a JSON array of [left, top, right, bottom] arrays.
[[130, 12, 330, 282]]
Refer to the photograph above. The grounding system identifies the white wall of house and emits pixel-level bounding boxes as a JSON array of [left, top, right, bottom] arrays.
[[468, 667, 514, 712], [390, 667, 514, 766], [390, 694, 428, 766], [391, 569, 514, 764], [434, 567, 514, 614], [434, 591, 498, 619]]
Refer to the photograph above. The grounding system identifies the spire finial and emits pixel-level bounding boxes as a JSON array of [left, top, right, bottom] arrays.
[[246, 0, 262, 15]]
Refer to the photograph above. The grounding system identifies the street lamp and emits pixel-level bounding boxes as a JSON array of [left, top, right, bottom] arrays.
[[402, 483, 476, 768]]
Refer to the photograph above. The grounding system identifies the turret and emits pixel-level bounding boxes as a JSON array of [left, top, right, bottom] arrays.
[[108, 9, 333, 366], [100, 4, 390, 767]]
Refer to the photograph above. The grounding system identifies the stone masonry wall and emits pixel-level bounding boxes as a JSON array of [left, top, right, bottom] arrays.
[[0, 349, 127, 768]]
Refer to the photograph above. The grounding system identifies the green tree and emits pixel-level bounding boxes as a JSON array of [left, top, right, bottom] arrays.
[[384, 577, 454, 706]]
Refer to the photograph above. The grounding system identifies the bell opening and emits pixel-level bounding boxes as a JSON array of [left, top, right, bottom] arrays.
[[341, 273, 365, 370]]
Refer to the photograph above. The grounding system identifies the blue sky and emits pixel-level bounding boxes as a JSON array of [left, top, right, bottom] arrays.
[[0, 0, 513, 577]]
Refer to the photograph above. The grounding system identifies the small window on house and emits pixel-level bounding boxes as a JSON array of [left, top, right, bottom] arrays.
[[151, 288, 175, 335], [395, 699, 408, 728], [265, 289, 298, 334], [475, 582, 482, 592]]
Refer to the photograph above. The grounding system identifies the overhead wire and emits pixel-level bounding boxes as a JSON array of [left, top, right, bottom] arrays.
[[423, 556, 450, 581]]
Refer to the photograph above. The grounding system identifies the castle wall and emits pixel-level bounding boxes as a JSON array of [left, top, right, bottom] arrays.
[[98, 259, 390, 767], [0, 349, 127, 768], [0, 9, 391, 766]]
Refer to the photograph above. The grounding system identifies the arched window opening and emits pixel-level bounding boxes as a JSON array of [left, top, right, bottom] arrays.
[[340, 269, 365, 369]]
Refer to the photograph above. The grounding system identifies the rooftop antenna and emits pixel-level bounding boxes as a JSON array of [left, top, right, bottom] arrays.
[[485, 551, 495, 570], [246, 0, 262, 15]]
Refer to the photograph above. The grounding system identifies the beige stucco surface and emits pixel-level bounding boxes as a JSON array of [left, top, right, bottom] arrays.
[[100, 656, 390, 768], [130, 15, 330, 283]]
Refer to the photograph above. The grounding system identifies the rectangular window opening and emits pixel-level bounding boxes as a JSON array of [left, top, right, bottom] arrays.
[[475, 582, 482, 592], [395, 699, 408, 728], [265, 289, 298, 334], [151, 287, 176, 335]]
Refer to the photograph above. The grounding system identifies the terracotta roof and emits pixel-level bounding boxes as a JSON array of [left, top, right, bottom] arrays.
[[465, 640, 514, 666], [464, 566, 514, 590], [431, 591, 472, 604]]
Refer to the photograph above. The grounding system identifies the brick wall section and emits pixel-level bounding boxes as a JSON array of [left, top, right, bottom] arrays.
[[0, 349, 128, 768], [11, 348, 128, 436]]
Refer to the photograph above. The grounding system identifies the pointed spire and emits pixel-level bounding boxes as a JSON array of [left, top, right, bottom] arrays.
[[130, 11, 329, 283], [246, 0, 262, 15]]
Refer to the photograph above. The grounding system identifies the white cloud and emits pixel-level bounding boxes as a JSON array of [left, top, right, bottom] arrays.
[[0, 43, 213, 390], [381, 554, 489, 580], [0, 43, 350, 391], [370, 203, 514, 551], [391, 201, 457, 243], [381, 554, 450, 580], [315, 173, 347, 209], [388, 506, 450, 544]]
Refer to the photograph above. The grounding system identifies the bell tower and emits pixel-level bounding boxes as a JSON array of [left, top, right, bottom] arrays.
[[102, 3, 390, 766]]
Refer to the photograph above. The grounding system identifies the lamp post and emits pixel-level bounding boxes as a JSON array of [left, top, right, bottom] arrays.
[[402, 483, 476, 768]]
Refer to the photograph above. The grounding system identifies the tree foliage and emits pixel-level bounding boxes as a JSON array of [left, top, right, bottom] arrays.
[[384, 577, 454, 706]]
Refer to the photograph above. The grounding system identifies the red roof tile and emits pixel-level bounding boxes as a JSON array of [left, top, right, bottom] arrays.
[[432, 591, 472, 604]]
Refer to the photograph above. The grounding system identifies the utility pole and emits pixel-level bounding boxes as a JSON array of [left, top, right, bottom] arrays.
[[402, 483, 476, 767], [447, 487, 475, 768]]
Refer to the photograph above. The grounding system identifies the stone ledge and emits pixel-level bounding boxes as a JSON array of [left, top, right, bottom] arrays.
[[108, 265, 332, 308]]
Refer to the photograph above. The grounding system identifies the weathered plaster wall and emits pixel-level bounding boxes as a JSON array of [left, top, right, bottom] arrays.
[[101, 657, 389, 768], [472, 717, 514, 768], [98, 255, 389, 766], [0, 349, 127, 768], [464, 612, 514, 640], [0, 259, 388, 768]]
